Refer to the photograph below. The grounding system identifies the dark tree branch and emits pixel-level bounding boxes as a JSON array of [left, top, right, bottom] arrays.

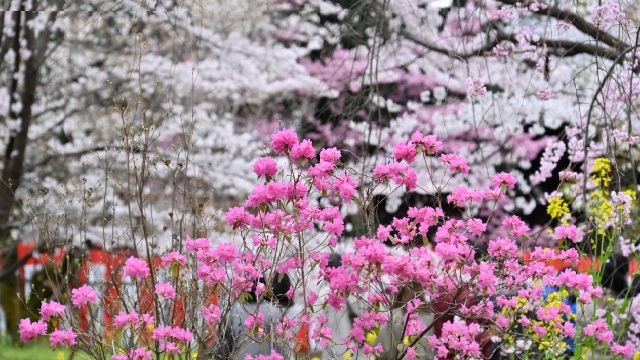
[[542, 38, 620, 61], [401, 29, 502, 59], [403, 25, 622, 63], [496, 0, 631, 51]]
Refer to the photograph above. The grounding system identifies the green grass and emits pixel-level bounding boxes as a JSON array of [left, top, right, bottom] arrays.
[[0, 344, 69, 360], [0, 339, 83, 360]]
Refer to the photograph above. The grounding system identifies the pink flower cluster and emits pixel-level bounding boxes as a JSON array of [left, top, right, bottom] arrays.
[[155, 282, 176, 300], [19, 318, 77, 348], [466, 76, 487, 97], [71, 284, 98, 307], [112, 348, 152, 360], [253, 157, 278, 178], [144, 326, 193, 355], [40, 300, 65, 320], [123, 256, 150, 279], [427, 321, 482, 359], [439, 153, 470, 174], [591, 0, 627, 30]]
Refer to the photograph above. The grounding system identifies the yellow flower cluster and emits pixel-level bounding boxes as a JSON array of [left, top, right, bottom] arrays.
[[547, 196, 569, 220], [591, 158, 611, 187], [586, 158, 637, 235], [588, 188, 613, 235]]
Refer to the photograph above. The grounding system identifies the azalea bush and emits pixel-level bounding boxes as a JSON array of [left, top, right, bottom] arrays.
[[17, 129, 639, 359]]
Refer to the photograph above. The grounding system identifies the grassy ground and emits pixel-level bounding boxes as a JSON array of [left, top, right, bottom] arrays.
[[0, 340, 79, 360], [0, 345, 69, 360]]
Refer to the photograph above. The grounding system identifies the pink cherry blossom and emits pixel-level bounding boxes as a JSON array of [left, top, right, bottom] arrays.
[[466, 76, 487, 97]]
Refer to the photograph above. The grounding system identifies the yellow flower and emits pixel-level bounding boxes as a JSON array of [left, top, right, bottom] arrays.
[[625, 189, 637, 200], [547, 196, 569, 219], [591, 158, 611, 186], [365, 329, 378, 345], [592, 158, 611, 177]]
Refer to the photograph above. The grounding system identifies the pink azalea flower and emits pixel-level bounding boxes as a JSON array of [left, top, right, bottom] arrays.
[[448, 186, 472, 207], [270, 128, 299, 154], [491, 172, 517, 190], [213, 242, 240, 263], [184, 236, 211, 252], [439, 153, 470, 174], [203, 304, 222, 323], [333, 173, 357, 203], [18, 318, 47, 342], [71, 284, 99, 307], [49, 329, 77, 347], [467, 218, 487, 237], [161, 251, 186, 267], [155, 282, 176, 300], [253, 157, 278, 178], [168, 326, 193, 343], [290, 139, 315, 161], [611, 342, 633, 358], [319, 147, 341, 163], [225, 207, 252, 229], [114, 310, 139, 328], [40, 300, 66, 321], [392, 142, 417, 163], [129, 347, 152, 360], [554, 224, 581, 243], [160, 342, 181, 354], [123, 256, 150, 279], [411, 131, 443, 155]]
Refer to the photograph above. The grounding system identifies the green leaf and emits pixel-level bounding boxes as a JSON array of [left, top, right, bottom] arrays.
[[353, 196, 363, 207]]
